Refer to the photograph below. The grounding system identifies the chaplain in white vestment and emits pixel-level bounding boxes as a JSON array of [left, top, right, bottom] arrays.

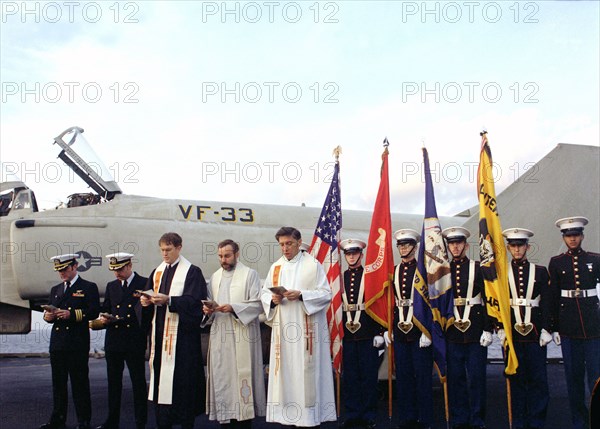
[[261, 227, 337, 427], [203, 239, 266, 429]]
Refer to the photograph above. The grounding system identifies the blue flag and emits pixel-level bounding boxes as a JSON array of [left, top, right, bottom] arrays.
[[413, 147, 454, 381]]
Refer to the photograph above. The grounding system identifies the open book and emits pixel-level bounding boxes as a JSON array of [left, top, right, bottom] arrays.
[[201, 300, 219, 310], [99, 312, 118, 322], [268, 286, 288, 296]]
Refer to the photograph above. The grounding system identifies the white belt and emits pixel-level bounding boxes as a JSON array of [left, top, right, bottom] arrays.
[[343, 303, 366, 311], [511, 297, 540, 307], [561, 289, 598, 298], [454, 295, 482, 306]]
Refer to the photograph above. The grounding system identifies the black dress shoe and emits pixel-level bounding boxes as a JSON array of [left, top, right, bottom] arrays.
[[39, 423, 66, 429], [76, 423, 91, 429], [95, 424, 118, 429], [365, 420, 376, 429]]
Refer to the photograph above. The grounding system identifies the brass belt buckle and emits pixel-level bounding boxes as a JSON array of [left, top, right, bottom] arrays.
[[397, 321, 414, 334], [514, 322, 533, 336], [453, 319, 471, 332], [454, 297, 467, 306], [346, 321, 361, 333]]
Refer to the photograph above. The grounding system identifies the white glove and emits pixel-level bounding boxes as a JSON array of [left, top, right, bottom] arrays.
[[383, 331, 393, 347], [552, 332, 561, 346], [497, 329, 506, 343], [373, 335, 384, 348], [480, 331, 493, 347], [419, 333, 432, 348], [539, 329, 553, 347]]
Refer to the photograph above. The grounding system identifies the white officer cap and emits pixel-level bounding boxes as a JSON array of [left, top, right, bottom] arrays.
[[555, 216, 588, 236], [51, 254, 79, 271], [394, 229, 420, 245], [442, 226, 470, 243], [105, 252, 134, 271], [340, 238, 367, 254], [502, 228, 534, 245]]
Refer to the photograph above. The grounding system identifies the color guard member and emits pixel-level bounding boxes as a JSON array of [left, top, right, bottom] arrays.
[[500, 228, 552, 429], [386, 229, 433, 429], [339, 239, 383, 429], [548, 217, 600, 429], [442, 227, 491, 429]]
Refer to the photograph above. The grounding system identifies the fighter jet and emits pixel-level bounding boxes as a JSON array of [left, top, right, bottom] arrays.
[[1, 126, 598, 334]]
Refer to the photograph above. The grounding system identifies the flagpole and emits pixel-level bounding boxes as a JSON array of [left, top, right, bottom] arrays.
[[387, 274, 393, 428], [443, 381, 450, 429], [333, 146, 343, 422], [502, 346, 513, 429], [382, 138, 394, 427]]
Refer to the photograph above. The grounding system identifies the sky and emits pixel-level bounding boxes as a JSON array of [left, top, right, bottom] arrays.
[[1, 0, 599, 216]]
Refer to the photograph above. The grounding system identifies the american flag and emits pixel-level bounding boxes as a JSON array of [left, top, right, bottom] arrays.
[[308, 158, 344, 373]]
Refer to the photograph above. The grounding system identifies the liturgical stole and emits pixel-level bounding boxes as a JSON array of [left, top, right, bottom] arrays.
[[148, 257, 191, 404]]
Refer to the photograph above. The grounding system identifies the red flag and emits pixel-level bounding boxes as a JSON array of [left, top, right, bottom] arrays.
[[364, 144, 394, 328], [308, 157, 344, 373]]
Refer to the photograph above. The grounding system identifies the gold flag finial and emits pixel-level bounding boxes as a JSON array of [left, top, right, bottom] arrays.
[[333, 146, 342, 161]]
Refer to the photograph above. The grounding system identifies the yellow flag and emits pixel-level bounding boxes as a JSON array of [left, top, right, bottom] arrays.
[[477, 132, 518, 375]]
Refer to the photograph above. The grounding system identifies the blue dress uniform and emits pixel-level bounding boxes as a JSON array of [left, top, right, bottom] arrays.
[[391, 229, 433, 429], [342, 264, 383, 428], [505, 255, 551, 429], [446, 257, 490, 429], [43, 255, 100, 429], [96, 266, 151, 429], [548, 217, 600, 429]]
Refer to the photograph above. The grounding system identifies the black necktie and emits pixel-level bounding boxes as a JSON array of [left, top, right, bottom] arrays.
[[122, 280, 128, 289], [64, 281, 71, 293]]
